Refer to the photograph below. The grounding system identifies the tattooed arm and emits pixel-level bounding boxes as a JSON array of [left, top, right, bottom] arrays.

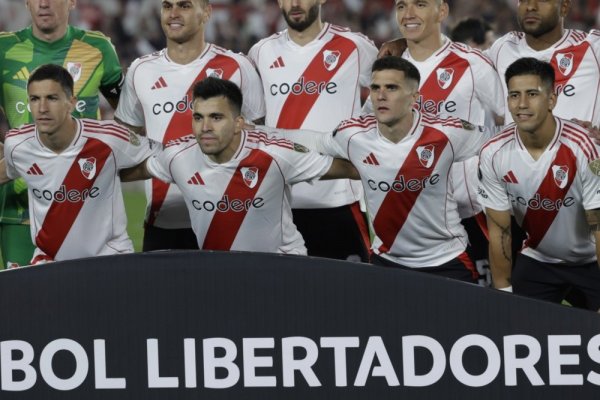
[[586, 209, 600, 266], [486, 208, 513, 290]]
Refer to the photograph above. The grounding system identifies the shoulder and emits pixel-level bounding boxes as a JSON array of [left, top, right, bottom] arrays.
[[480, 125, 516, 156], [329, 24, 376, 47], [0, 31, 20, 49], [75, 27, 116, 49], [559, 119, 600, 162], [246, 130, 295, 153], [249, 31, 285, 53], [421, 113, 469, 130], [128, 50, 163, 71], [448, 42, 494, 67], [333, 114, 378, 137], [565, 29, 588, 44], [81, 119, 139, 146], [4, 124, 36, 144], [164, 134, 196, 151]]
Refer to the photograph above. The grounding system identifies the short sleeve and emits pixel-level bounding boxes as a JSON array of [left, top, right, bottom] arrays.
[[477, 146, 511, 211], [114, 61, 146, 127]]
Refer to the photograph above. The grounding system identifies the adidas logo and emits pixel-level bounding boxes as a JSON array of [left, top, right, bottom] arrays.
[[26, 163, 43, 176], [151, 77, 168, 90], [502, 170, 518, 184], [269, 56, 285, 69], [187, 172, 205, 185], [362, 153, 380, 166], [12, 66, 29, 81]]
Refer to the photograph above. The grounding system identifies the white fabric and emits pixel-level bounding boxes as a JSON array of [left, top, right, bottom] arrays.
[[4, 119, 155, 261], [115, 44, 265, 228], [249, 23, 377, 209], [478, 118, 600, 264], [146, 129, 333, 254]]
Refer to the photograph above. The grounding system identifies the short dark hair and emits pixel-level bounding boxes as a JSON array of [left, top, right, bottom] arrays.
[[451, 17, 492, 46], [505, 57, 555, 91], [192, 77, 242, 116], [372, 56, 421, 86], [28, 64, 74, 98]]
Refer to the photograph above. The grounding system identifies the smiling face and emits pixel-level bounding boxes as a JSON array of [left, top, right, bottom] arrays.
[[507, 74, 556, 135], [193, 95, 244, 164], [160, 0, 210, 45], [395, 0, 448, 45]]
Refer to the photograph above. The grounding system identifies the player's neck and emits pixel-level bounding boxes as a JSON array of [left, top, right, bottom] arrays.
[[287, 20, 324, 46], [518, 116, 557, 161], [525, 25, 565, 51], [207, 134, 242, 164], [378, 113, 415, 144], [166, 37, 207, 65], [31, 24, 69, 43], [407, 32, 445, 62], [39, 118, 78, 153]]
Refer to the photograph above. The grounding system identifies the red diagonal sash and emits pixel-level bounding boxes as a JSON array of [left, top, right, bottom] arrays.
[[521, 145, 577, 249], [373, 129, 449, 253], [276, 34, 356, 128], [35, 138, 112, 258], [551, 41, 589, 96], [419, 52, 470, 110], [148, 54, 239, 225], [202, 149, 274, 250]]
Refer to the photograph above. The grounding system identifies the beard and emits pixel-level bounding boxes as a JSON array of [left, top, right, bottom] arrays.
[[518, 14, 560, 38], [282, 4, 320, 32]]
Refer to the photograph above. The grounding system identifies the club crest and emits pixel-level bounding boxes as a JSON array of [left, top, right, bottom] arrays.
[[555, 53, 573, 76], [206, 68, 224, 79], [78, 157, 97, 180], [436, 68, 454, 89], [323, 50, 341, 71], [416, 145, 435, 168], [66, 62, 82, 82], [241, 167, 259, 189], [552, 165, 569, 189]]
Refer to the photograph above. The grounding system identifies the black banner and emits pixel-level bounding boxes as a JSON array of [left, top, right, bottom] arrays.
[[0, 251, 599, 399]]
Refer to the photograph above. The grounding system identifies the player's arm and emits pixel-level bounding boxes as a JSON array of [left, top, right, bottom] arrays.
[[114, 116, 146, 136], [119, 159, 153, 182], [0, 159, 13, 185], [377, 38, 407, 58], [486, 207, 513, 291], [320, 158, 359, 180], [585, 209, 600, 266]]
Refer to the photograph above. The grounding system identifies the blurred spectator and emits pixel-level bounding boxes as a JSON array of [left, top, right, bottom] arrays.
[[451, 17, 496, 50]]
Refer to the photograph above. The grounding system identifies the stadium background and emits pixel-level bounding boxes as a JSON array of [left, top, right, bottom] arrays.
[[1, 0, 599, 251]]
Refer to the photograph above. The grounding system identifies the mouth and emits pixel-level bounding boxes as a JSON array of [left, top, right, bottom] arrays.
[[288, 9, 305, 19], [515, 112, 534, 121], [401, 21, 421, 31], [521, 14, 540, 24], [167, 21, 184, 30]]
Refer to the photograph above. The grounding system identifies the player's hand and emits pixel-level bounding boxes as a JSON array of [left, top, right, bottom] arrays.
[[378, 38, 407, 58], [571, 118, 600, 145], [243, 122, 256, 130]]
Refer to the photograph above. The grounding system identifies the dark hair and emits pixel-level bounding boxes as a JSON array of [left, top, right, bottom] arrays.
[[372, 56, 421, 86], [451, 17, 492, 45], [505, 57, 555, 91], [28, 64, 74, 98], [192, 77, 242, 116]]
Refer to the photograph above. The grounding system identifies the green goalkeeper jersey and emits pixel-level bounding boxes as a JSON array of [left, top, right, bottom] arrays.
[[0, 25, 122, 224]]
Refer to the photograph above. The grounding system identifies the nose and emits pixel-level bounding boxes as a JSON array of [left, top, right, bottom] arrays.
[[403, 3, 416, 18], [38, 98, 49, 113], [523, 0, 538, 10], [39, 0, 50, 8], [201, 118, 212, 132]]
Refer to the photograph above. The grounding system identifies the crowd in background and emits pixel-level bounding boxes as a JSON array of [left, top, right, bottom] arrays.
[[1, 0, 600, 69]]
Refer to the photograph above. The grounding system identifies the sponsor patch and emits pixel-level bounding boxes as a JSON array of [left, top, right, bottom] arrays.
[[589, 159, 600, 176], [129, 131, 141, 146], [293, 143, 309, 153], [461, 120, 475, 130]]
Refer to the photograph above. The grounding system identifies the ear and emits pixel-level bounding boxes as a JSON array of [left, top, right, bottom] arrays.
[[202, 4, 212, 23], [69, 0, 77, 11], [234, 115, 245, 133], [560, 0, 571, 18], [548, 90, 557, 111], [437, 1, 449, 23]]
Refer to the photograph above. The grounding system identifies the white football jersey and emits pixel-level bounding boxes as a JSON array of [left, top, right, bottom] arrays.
[[146, 130, 333, 253], [115, 45, 265, 228], [4, 119, 155, 263], [404, 38, 505, 219], [478, 118, 600, 264], [488, 29, 600, 125], [248, 23, 377, 208], [304, 110, 489, 267]]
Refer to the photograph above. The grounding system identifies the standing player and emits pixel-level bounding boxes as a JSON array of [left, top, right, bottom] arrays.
[[488, 0, 600, 126], [0, 64, 154, 264], [277, 57, 490, 281], [121, 77, 358, 253], [0, 0, 123, 267], [115, 0, 265, 252], [248, 0, 377, 261], [478, 58, 600, 310], [450, 17, 496, 51]]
